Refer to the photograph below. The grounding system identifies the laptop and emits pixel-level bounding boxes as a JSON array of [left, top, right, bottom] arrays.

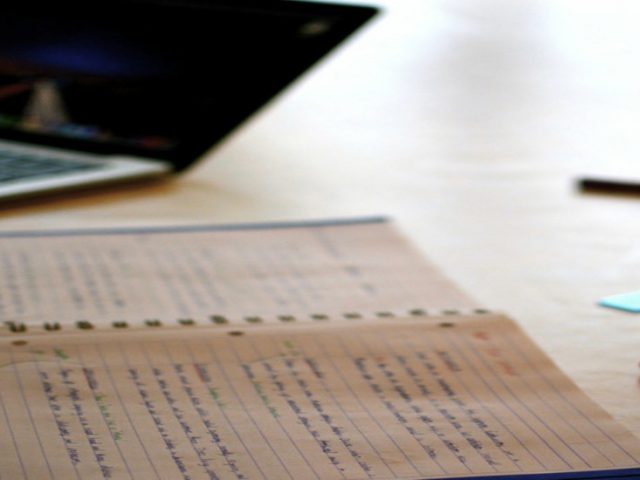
[[0, 0, 377, 201]]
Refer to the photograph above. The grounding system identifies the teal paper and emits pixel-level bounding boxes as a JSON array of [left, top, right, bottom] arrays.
[[599, 291, 640, 313]]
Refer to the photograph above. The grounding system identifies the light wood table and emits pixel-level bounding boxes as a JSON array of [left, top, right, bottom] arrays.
[[1, 0, 639, 435]]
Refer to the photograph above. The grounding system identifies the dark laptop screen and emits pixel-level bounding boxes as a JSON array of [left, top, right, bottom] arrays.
[[0, 0, 376, 170]]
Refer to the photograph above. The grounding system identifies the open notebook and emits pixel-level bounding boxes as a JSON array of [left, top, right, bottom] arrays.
[[1, 218, 639, 479]]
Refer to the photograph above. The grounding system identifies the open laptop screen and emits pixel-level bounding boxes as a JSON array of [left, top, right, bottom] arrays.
[[0, 0, 376, 170]]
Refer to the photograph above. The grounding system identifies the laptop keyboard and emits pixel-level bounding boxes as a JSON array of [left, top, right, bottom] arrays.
[[0, 149, 105, 184]]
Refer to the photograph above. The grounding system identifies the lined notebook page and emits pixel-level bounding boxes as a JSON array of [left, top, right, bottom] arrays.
[[0, 219, 474, 333], [2, 314, 638, 479]]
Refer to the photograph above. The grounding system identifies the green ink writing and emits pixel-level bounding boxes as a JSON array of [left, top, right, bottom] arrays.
[[252, 381, 279, 418], [208, 387, 226, 408], [53, 348, 69, 360], [95, 394, 123, 441], [282, 340, 301, 357]]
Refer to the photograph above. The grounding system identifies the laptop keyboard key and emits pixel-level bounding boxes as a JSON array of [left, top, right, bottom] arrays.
[[0, 150, 105, 184]]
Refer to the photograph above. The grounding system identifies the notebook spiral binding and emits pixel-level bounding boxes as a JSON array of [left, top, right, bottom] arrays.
[[4, 308, 492, 334]]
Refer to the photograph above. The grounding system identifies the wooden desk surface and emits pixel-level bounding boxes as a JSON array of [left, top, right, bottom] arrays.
[[1, 0, 638, 434]]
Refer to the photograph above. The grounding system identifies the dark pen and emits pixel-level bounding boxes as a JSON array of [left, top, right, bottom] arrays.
[[577, 176, 640, 194]]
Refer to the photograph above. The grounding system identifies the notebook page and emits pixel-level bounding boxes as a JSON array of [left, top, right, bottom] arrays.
[[0, 219, 474, 334], [2, 314, 638, 479]]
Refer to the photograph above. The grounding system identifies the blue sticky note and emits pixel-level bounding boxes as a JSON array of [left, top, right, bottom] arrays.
[[599, 290, 640, 313]]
